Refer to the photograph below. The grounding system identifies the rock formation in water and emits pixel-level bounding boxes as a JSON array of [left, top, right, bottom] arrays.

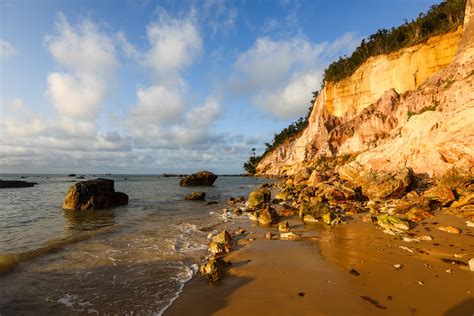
[[179, 171, 218, 186], [0, 180, 37, 188], [257, 0, 474, 179], [62, 178, 129, 210]]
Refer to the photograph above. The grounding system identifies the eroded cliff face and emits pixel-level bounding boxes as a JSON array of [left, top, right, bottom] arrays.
[[257, 1, 474, 178]]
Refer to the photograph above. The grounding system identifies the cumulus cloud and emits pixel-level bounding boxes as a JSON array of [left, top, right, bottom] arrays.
[[230, 33, 360, 119], [0, 38, 16, 59], [44, 14, 117, 124]]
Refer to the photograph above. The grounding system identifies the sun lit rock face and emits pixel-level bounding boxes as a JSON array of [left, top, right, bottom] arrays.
[[324, 29, 462, 118], [256, 11, 473, 179]]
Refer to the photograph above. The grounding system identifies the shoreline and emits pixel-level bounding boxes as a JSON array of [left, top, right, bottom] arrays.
[[167, 186, 474, 315]]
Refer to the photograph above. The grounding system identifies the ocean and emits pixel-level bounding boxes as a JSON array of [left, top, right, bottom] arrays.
[[0, 174, 269, 315]]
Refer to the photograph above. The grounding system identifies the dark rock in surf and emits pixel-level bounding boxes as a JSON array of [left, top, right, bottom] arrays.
[[62, 178, 128, 210], [0, 180, 36, 189], [185, 192, 206, 201], [179, 171, 218, 186]]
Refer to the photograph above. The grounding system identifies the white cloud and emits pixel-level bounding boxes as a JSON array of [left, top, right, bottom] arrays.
[[0, 39, 16, 59], [230, 33, 360, 119], [45, 13, 117, 76], [44, 14, 117, 124], [131, 84, 185, 124]]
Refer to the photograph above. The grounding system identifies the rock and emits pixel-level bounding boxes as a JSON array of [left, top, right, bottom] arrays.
[[213, 230, 232, 247], [248, 188, 271, 209], [265, 232, 275, 239], [439, 163, 474, 196], [423, 185, 455, 206], [356, 168, 411, 201], [307, 170, 329, 186], [323, 185, 357, 203], [362, 214, 376, 223], [248, 212, 258, 221], [200, 256, 228, 282], [349, 268, 360, 276], [184, 192, 206, 200], [179, 171, 217, 186], [406, 208, 434, 222], [437, 226, 461, 234], [393, 264, 403, 270], [278, 221, 290, 233], [322, 212, 342, 225], [258, 205, 280, 225], [303, 215, 319, 222], [418, 235, 433, 241], [209, 240, 229, 256], [377, 214, 410, 234], [469, 258, 474, 272], [299, 202, 332, 220], [62, 178, 128, 210], [450, 194, 474, 209], [206, 201, 218, 205], [280, 232, 300, 240], [466, 221, 474, 227], [0, 180, 36, 188]]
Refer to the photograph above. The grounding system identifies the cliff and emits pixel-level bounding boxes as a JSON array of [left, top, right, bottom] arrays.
[[257, 0, 474, 178]]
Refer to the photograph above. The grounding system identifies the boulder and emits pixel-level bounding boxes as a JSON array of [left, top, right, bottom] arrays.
[[406, 208, 434, 222], [0, 180, 36, 188], [179, 171, 217, 186], [423, 185, 455, 206], [258, 205, 280, 225], [184, 192, 206, 201], [299, 202, 332, 220], [357, 168, 411, 201], [62, 178, 128, 210], [200, 256, 229, 282], [450, 194, 474, 209], [248, 188, 271, 209], [439, 163, 474, 196]]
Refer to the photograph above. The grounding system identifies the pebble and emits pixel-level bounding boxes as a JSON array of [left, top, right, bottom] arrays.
[[403, 237, 419, 243], [417, 281, 425, 286], [265, 232, 274, 240], [453, 254, 465, 258], [424, 263, 433, 268], [437, 226, 461, 234], [280, 232, 300, 240], [393, 264, 403, 270], [466, 221, 474, 228], [417, 235, 433, 241], [446, 269, 454, 273], [399, 246, 414, 253], [469, 258, 474, 272]]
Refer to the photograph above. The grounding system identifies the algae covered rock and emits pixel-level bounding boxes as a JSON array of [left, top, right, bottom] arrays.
[[200, 256, 229, 282], [248, 188, 271, 209], [62, 178, 128, 210], [322, 212, 342, 225], [179, 171, 217, 186], [377, 214, 410, 234], [278, 221, 290, 233], [357, 168, 411, 201], [184, 191, 206, 200], [258, 205, 280, 225], [299, 202, 332, 220]]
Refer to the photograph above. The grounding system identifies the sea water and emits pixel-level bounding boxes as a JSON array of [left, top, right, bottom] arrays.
[[0, 174, 268, 314]]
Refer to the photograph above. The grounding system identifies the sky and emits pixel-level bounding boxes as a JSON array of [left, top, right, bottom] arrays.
[[0, 0, 440, 174]]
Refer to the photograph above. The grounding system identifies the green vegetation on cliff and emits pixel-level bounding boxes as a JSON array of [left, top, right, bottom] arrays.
[[323, 0, 465, 83]]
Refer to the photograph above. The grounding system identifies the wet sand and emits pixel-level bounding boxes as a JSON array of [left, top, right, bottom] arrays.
[[167, 211, 474, 315]]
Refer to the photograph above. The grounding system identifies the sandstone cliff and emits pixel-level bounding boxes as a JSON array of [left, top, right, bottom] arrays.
[[257, 0, 474, 178]]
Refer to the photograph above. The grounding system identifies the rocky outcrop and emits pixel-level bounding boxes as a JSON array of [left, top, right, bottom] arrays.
[[0, 180, 36, 188], [62, 178, 128, 210], [248, 188, 271, 209], [184, 192, 206, 200], [179, 171, 217, 186], [256, 3, 473, 178]]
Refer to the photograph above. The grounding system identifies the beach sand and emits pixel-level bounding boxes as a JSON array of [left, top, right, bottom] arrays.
[[167, 211, 474, 316]]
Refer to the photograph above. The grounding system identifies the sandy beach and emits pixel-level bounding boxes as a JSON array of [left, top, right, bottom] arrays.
[[167, 211, 473, 315]]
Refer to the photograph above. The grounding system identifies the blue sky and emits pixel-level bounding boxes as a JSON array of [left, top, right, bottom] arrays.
[[1, 0, 439, 174]]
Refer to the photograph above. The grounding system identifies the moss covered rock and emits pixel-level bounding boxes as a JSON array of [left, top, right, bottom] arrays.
[[248, 188, 271, 209]]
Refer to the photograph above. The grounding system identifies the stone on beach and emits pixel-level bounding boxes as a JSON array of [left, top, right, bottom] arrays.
[[280, 232, 300, 240], [437, 226, 461, 234], [62, 178, 128, 211], [356, 168, 412, 201], [299, 202, 331, 221], [179, 171, 217, 186], [184, 192, 206, 200], [377, 214, 410, 234], [200, 256, 228, 282], [258, 205, 280, 225], [278, 221, 290, 233], [248, 188, 271, 209]]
